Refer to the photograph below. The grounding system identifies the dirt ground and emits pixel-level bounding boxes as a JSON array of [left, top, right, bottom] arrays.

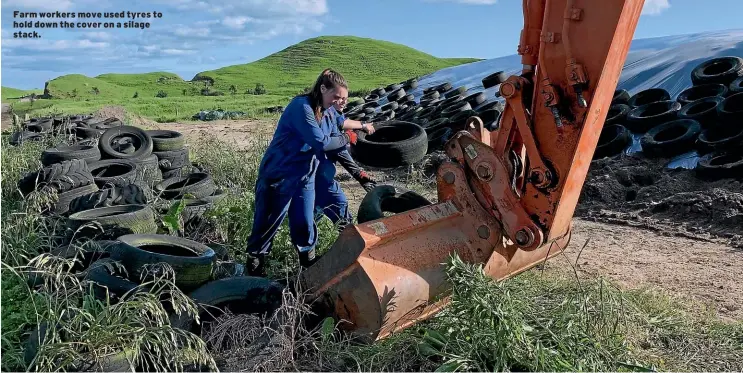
[[3, 107, 741, 321]]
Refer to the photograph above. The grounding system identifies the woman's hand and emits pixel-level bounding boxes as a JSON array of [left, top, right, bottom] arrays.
[[362, 122, 376, 134]]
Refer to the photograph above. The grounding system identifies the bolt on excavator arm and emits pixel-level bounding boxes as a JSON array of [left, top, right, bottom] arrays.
[[299, 0, 646, 342]]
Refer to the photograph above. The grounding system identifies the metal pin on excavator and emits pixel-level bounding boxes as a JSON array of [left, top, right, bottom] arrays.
[[299, 0, 647, 343]]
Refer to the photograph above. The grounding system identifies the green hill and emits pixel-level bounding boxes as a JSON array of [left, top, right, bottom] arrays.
[[2, 87, 44, 102], [193, 36, 481, 95]]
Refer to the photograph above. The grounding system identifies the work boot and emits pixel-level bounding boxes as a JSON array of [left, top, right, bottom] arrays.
[[298, 248, 319, 269], [246, 253, 267, 277]]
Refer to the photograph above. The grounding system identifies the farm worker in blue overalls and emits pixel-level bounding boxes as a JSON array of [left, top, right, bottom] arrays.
[[313, 69, 379, 230], [244, 69, 360, 277]]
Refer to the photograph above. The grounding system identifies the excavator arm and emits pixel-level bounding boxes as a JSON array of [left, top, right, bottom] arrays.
[[299, 0, 646, 342]]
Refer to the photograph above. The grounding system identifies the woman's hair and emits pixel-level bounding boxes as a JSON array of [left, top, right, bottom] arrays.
[[303, 68, 347, 121]]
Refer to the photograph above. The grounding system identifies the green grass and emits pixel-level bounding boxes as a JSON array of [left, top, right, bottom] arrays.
[[2, 86, 44, 102], [14, 35, 480, 122]]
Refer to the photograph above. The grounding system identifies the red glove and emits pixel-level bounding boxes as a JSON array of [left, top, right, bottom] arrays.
[[344, 129, 358, 145]]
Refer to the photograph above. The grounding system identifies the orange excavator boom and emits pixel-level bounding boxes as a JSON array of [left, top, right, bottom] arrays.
[[300, 0, 646, 342]]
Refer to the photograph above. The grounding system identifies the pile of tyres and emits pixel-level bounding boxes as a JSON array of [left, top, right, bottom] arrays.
[[596, 56, 743, 180], [342, 71, 507, 168], [14, 115, 278, 367]]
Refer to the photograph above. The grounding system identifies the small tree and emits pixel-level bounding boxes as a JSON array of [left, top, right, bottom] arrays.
[[229, 85, 237, 95], [92, 87, 100, 95], [156, 90, 168, 98], [254, 83, 266, 95], [133, 91, 139, 98], [182, 89, 188, 96], [71, 88, 78, 98]]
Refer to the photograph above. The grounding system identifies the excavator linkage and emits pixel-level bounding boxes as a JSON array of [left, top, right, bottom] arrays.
[[299, 0, 646, 342]]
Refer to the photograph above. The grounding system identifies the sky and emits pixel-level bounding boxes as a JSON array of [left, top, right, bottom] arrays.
[[1, 0, 742, 90]]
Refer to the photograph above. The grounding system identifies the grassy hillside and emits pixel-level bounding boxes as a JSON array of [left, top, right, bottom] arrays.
[[194, 36, 481, 95], [1, 87, 44, 102], [14, 35, 480, 122]]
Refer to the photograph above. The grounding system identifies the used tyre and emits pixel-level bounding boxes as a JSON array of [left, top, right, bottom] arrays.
[[444, 86, 467, 99], [628, 88, 671, 108], [448, 110, 478, 131], [676, 84, 728, 106], [134, 154, 163, 187], [364, 94, 380, 103], [427, 127, 453, 153], [640, 119, 701, 158], [695, 151, 743, 180], [9, 131, 42, 146], [730, 76, 743, 95], [99, 126, 153, 160], [154, 148, 190, 171], [691, 56, 743, 86], [386, 87, 406, 101], [84, 258, 140, 300], [717, 92, 743, 126], [111, 234, 217, 291], [605, 104, 631, 125], [479, 108, 501, 130], [155, 172, 216, 200], [88, 159, 138, 188], [463, 92, 486, 108], [424, 118, 451, 134], [397, 93, 415, 104], [696, 122, 743, 154], [677, 97, 723, 128], [53, 183, 100, 215], [482, 71, 507, 89], [612, 89, 631, 105], [357, 185, 432, 223], [67, 204, 157, 236], [353, 121, 428, 168], [422, 90, 440, 100], [371, 87, 386, 97], [594, 124, 631, 159], [625, 100, 681, 133], [424, 82, 452, 95], [381, 101, 399, 112], [41, 144, 102, 166], [17, 159, 94, 196], [145, 130, 185, 152], [68, 184, 147, 214], [440, 101, 473, 118], [169, 276, 283, 333]]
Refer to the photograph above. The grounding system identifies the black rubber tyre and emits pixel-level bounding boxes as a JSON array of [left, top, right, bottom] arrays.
[[161, 166, 194, 180], [677, 97, 723, 128], [357, 185, 432, 223], [605, 104, 632, 126], [99, 126, 153, 160], [444, 86, 467, 99], [676, 84, 728, 106], [53, 183, 100, 215], [482, 71, 507, 89], [371, 87, 386, 97], [479, 109, 501, 130], [41, 144, 102, 166], [696, 122, 743, 154], [420, 98, 441, 108], [695, 151, 743, 180], [628, 88, 671, 108], [397, 93, 415, 104], [9, 131, 42, 146], [477, 100, 504, 113], [449, 110, 478, 131], [435, 95, 465, 114], [612, 89, 631, 105], [424, 82, 452, 95], [463, 92, 486, 108], [28, 119, 54, 131], [72, 125, 105, 140], [422, 90, 440, 100], [403, 78, 419, 90], [386, 87, 406, 101], [427, 127, 452, 153], [111, 234, 217, 291], [134, 154, 163, 187], [17, 159, 95, 196], [385, 83, 403, 92], [88, 159, 138, 188], [93, 118, 124, 131], [717, 92, 743, 126], [67, 205, 157, 237], [364, 94, 380, 103], [353, 121, 428, 168], [594, 124, 632, 159], [691, 56, 743, 86], [625, 100, 681, 133], [640, 119, 701, 158], [84, 258, 139, 300], [145, 130, 185, 152], [424, 118, 451, 134], [381, 101, 399, 112], [440, 101, 473, 118], [413, 106, 438, 122], [155, 148, 190, 171], [155, 172, 216, 200], [730, 76, 743, 95], [69, 184, 147, 214], [170, 276, 283, 333]]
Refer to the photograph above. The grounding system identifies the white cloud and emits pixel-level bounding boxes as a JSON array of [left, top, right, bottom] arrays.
[[642, 0, 670, 15]]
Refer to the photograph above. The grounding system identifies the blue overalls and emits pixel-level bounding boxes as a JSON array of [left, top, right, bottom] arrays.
[[314, 107, 353, 229], [245, 96, 349, 258]]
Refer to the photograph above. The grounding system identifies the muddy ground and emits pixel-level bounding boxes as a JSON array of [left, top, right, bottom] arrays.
[[3, 106, 741, 320]]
